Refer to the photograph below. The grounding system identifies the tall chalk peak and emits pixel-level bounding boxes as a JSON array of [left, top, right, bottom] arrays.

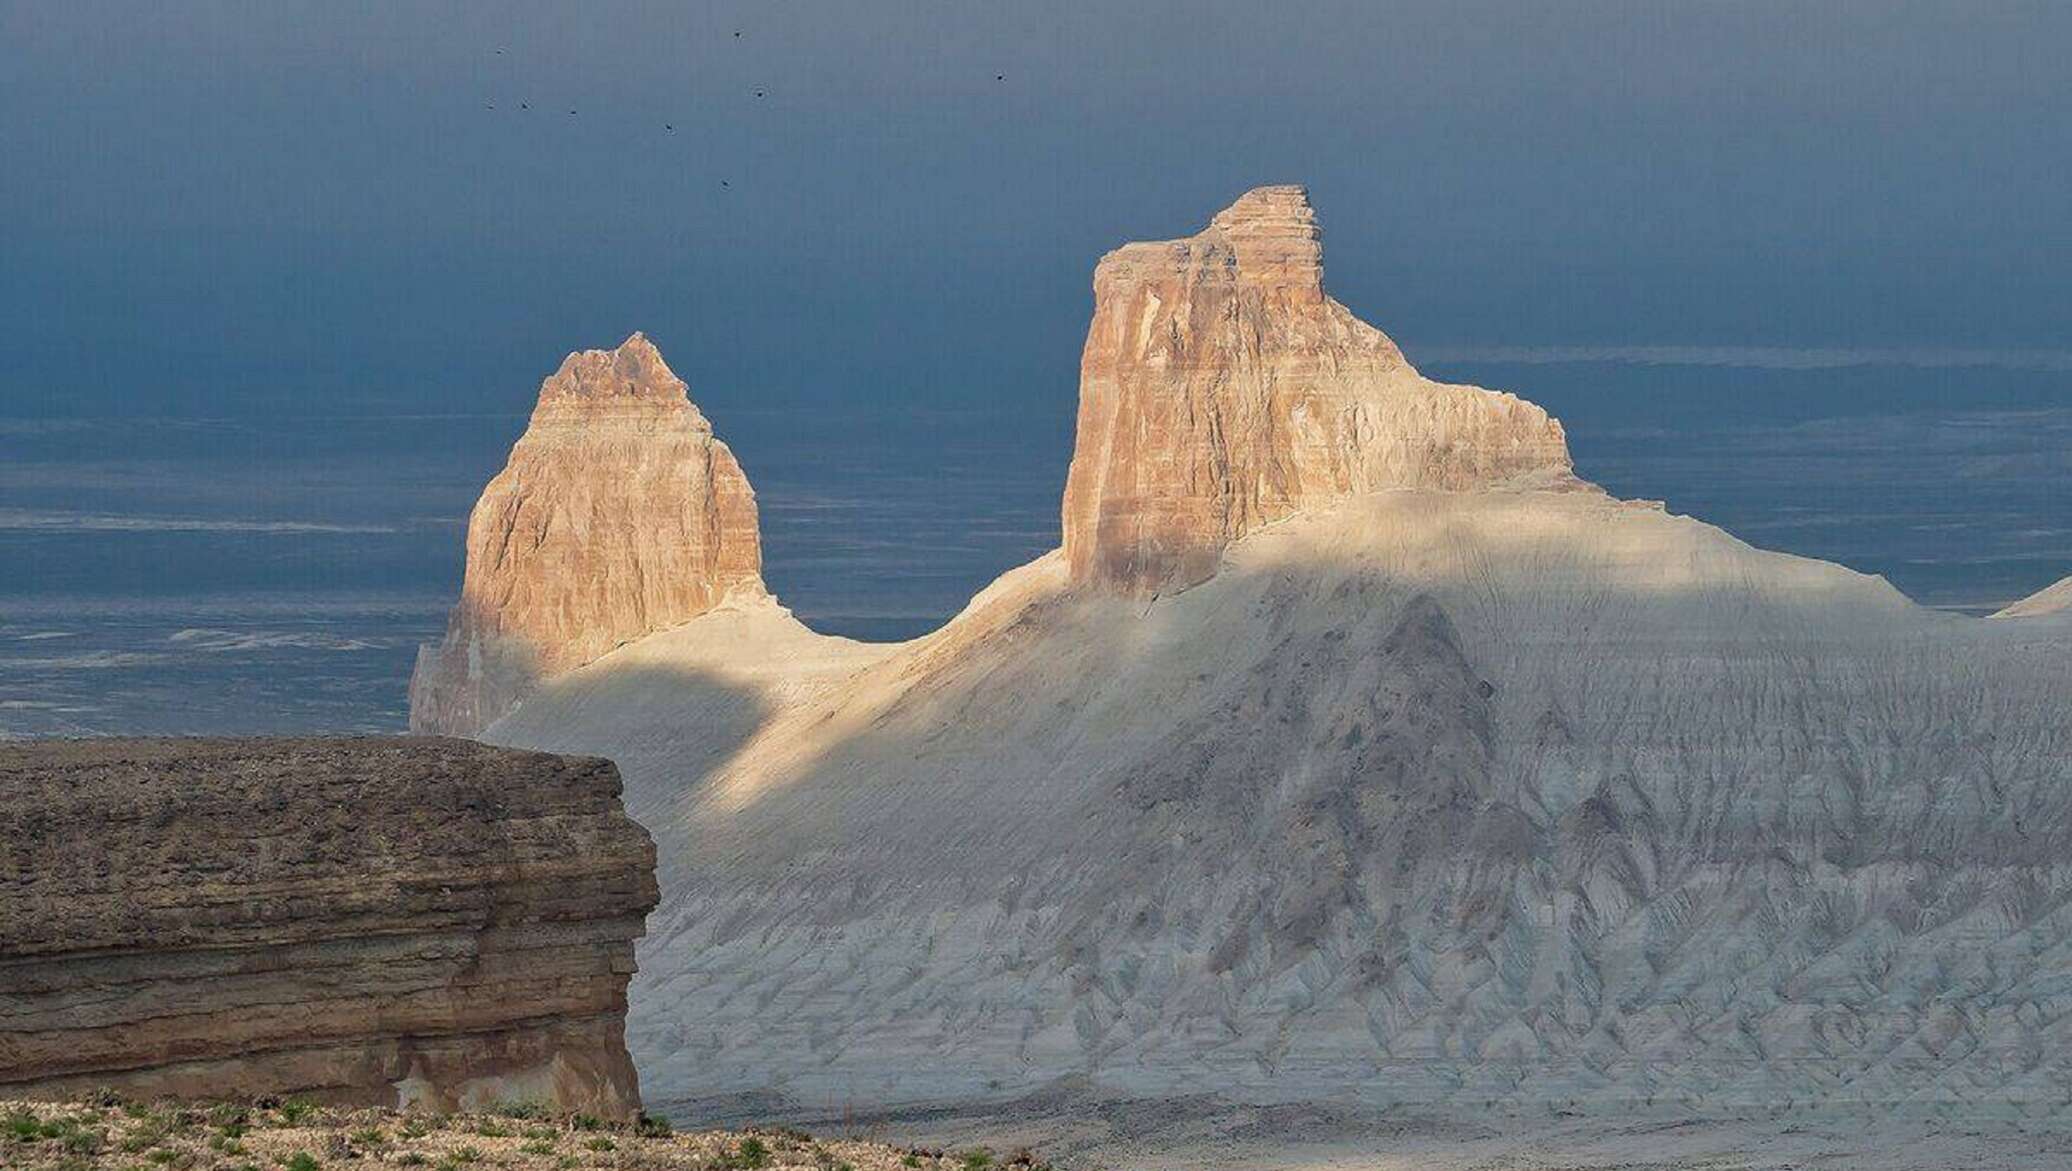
[[409, 332, 763, 737], [1061, 184, 1577, 593]]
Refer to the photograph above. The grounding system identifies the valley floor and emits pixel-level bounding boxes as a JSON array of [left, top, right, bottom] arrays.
[[669, 1092, 2072, 1170]]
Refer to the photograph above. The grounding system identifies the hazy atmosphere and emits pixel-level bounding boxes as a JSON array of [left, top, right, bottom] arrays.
[[5, 1, 2070, 730], [12, 7, 2072, 1168]]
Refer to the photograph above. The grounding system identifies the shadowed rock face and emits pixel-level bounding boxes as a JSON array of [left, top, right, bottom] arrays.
[[1061, 185, 1575, 593], [0, 737, 658, 1116], [410, 333, 763, 736]]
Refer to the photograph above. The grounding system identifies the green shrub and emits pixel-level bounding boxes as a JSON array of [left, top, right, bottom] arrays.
[[119, 1128, 163, 1153], [473, 1120, 510, 1138], [568, 1114, 603, 1132], [584, 1136, 616, 1152], [277, 1099, 317, 1126], [284, 1153, 320, 1171], [520, 1139, 556, 1155], [961, 1150, 995, 1170], [901, 1156, 922, 1169], [634, 1112, 672, 1139], [62, 1127, 105, 1155], [451, 1144, 482, 1163]]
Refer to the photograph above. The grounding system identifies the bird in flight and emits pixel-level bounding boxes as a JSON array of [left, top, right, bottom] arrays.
[[754, 89, 766, 99], [520, 102, 529, 110], [996, 74, 1005, 81], [721, 180, 730, 188], [665, 124, 674, 131]]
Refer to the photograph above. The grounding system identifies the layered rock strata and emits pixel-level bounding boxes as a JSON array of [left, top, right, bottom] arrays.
[[0, 737, 658, 1115], [410, 333, 762, 736], [1060, 185, 1574, 592]]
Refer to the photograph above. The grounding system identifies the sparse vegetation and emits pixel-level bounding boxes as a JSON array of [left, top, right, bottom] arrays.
[[0, 1097, 973, 1171]]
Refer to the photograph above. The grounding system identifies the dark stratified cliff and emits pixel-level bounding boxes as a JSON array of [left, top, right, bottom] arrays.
[[0, 737, 658, 1116]]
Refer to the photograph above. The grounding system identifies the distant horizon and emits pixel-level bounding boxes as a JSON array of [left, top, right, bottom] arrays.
[[8, 2, 2072, 419], [4, 1, 2070, 736]]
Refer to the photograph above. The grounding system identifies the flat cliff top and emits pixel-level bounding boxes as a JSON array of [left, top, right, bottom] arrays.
[[0, 736, 656, 957]]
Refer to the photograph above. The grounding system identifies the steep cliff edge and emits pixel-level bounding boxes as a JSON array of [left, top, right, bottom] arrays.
[[0, 737, 658, 1115], [411, 333, 763, 736], [1061, 185, 1574, 592]]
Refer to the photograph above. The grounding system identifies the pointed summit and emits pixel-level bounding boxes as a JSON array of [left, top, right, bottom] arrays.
[[535, 332, 689, 408], [1061, 186, 1576, 593], [1205, 184, 1325, 299], [409, 334, 763, 736]]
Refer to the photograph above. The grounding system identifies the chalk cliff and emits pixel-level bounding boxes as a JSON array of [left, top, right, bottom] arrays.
[[466, 187, 2072, 1126], [0, 737, 658, 1115], [410, 333, 762, 736], [1060, 185, 1574, 592], [1996, 573, 2072, 617]]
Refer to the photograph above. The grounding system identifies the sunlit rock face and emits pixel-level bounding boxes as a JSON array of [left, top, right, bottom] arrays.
[[410, 333, 763, 736], [1996, 574, 2072, 617], [1060, 185, 1575, 593], [0, 737, 657, 1116]]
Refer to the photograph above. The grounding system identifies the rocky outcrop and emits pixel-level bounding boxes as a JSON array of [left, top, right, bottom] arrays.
[[1060, 185, 1574, 592], [0, 737, 658, 1115], [1996, 573, 2072, 617], [410, 333, 763, 736], [477, 186, 2072, 1128]]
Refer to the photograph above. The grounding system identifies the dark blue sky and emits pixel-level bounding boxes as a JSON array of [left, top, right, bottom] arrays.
[[4, 1, 2070, 419]]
